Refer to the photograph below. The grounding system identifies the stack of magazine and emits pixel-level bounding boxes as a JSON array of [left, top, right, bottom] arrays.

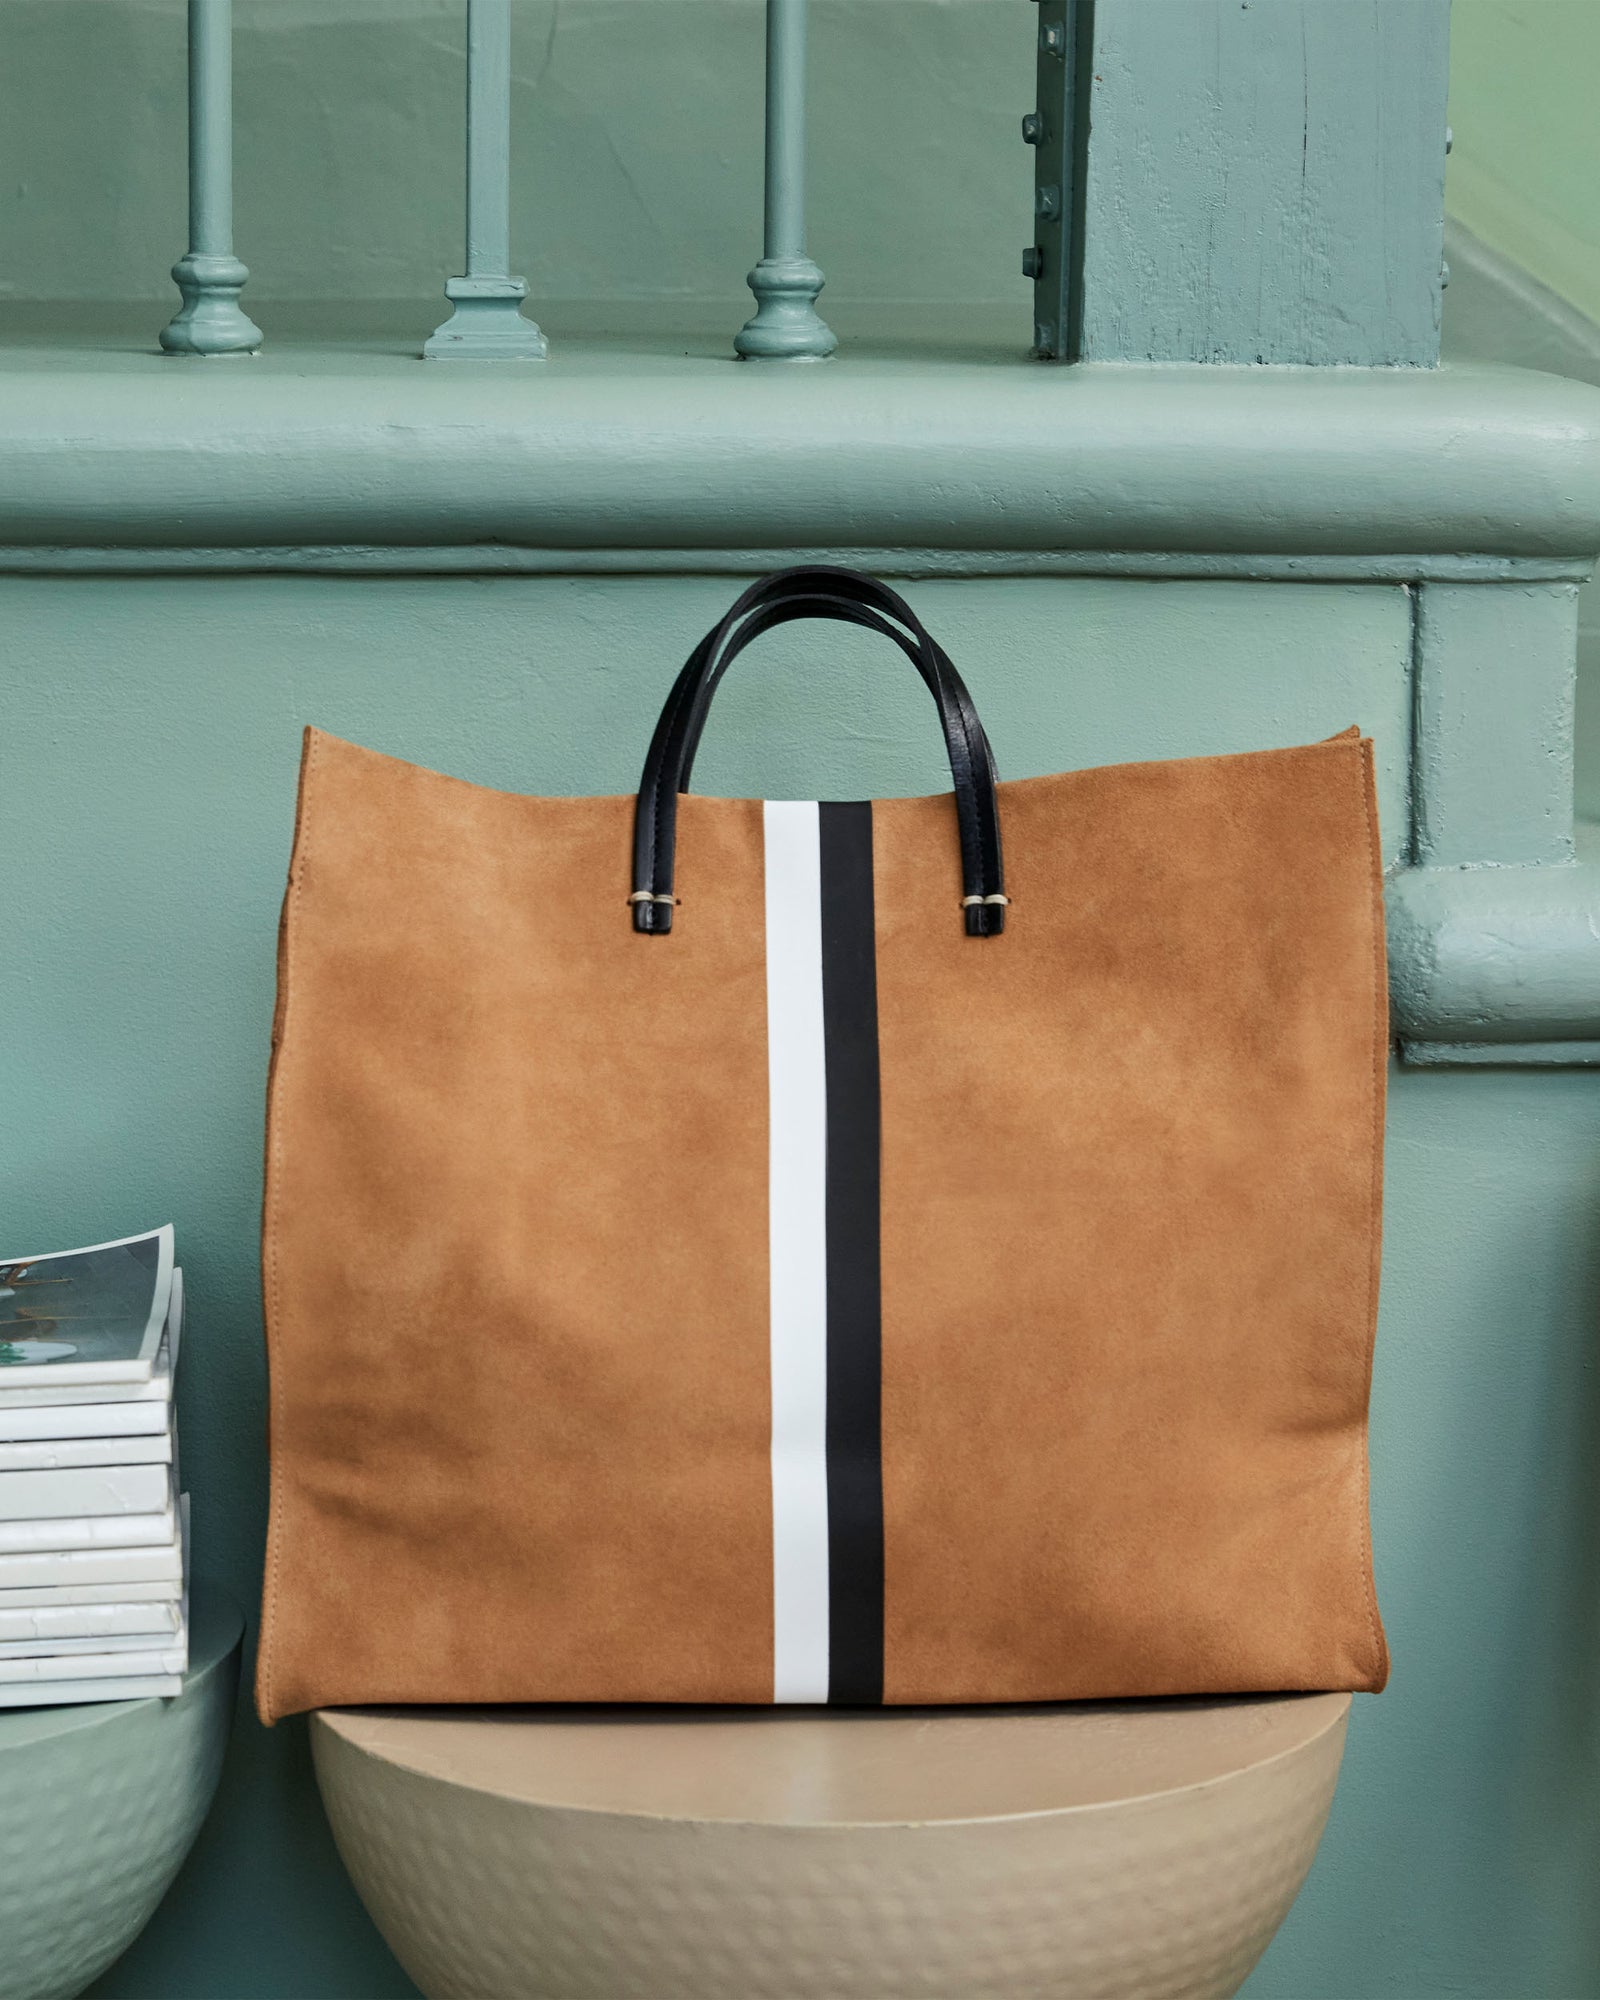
[[0, 1227, 188, 1705]]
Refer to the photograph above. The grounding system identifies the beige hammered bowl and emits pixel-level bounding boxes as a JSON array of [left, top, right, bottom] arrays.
[[312, 1691, 1349, 2000]]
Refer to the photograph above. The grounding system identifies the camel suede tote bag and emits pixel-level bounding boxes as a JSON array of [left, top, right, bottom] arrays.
[[258, 566, 1389, 1722]]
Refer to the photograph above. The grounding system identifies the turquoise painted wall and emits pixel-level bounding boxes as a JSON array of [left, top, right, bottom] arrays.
[[0, 0, 1031, 317], [1447, 0, 1600, 326], [1443, 1, 1600, 825], [0, 0, 1590, 330]]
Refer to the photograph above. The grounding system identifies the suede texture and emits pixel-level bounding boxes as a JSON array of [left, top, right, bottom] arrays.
[[258, 727, 1387, 1720], [873, 735, 1388, 1701]]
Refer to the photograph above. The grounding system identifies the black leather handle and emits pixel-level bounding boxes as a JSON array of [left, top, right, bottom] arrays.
[[630, 566, 1007, 936], [675, 594, 996, 796]]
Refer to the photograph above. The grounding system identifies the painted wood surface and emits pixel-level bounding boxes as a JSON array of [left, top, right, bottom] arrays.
[[0, 348, 1593, 564], [1070, 0, 1451, 364]]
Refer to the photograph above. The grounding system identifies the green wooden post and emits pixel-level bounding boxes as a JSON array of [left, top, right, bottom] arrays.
[[425, 0, 547, 360], [159, 0, 261, 357], [735, 0, 836, 362], [1027, 0, 1452, 365]]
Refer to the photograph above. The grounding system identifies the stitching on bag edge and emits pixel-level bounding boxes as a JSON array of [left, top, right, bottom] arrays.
[[260, 729, 319, 1723], [1356, 736, 1387, 1683]]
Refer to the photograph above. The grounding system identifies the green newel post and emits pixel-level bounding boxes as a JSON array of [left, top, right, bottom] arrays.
[[159, 0, 261, 357], [735, 0, 836, 362], [1028, 0, 1452, 365], [425, 0, 547, 360]]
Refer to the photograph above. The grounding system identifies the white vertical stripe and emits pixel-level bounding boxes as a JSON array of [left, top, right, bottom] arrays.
[[763, 799, 831, 1703]]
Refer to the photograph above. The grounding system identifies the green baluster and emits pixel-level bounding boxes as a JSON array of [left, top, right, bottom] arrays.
[[735, 0, 837, 361], [426, 0, 548, 360], [159, 0, 261, 356]]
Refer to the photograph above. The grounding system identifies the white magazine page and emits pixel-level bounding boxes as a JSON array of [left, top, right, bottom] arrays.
[[0, 1400, 171, 1440], [0, 1430, 173, 1470], [0, 1674, 182, 1706], [0, 1461, 172, 1520], [0, 1500, 177, 1554], [0, 1338, 172, 1408], [0, 1606, 183, 1654], [0, 1540, 184, 1591], [0, 1576, 181, 1608]]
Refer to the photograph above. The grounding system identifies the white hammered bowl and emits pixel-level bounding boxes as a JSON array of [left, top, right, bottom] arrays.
[[313, 1690, 1349, 2000]]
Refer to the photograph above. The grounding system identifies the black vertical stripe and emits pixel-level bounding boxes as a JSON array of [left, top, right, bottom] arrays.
[[818, 800, 885, 1706]]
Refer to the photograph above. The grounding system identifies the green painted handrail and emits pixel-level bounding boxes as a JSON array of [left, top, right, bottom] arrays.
[[6, 359, 1588, 563]]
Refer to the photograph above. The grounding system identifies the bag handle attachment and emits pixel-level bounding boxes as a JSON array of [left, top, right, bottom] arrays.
[[630, 567, 1008, 937]]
